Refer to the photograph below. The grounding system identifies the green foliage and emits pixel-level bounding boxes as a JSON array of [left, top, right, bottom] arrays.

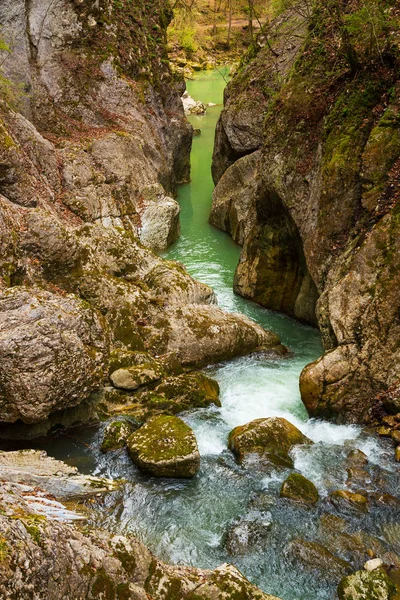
[[343, 0, 398, 63]]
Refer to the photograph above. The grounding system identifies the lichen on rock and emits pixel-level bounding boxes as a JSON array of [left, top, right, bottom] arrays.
[[127, 415, 200, 478]]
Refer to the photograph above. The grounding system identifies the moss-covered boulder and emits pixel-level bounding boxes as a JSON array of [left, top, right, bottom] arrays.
[[143, 371, 221, 411], [100, 420, 137, 452], [100, 372, 221, 423], [338, 569, 397, 600], [280, 473, 319, 505], [126, 415, 200, 478], [228, 417, 312, 467]]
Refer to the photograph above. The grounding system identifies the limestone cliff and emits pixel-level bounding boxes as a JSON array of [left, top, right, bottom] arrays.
[[0, 0, 285, 432], [211, 0, 400, 422]]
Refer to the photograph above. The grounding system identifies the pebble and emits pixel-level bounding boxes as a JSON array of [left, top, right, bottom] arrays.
[[364, 558, 384, 572]]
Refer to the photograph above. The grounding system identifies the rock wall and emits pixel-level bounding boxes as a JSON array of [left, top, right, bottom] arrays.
[[211, 0, 400, 422], [0, 0, 285, 432]]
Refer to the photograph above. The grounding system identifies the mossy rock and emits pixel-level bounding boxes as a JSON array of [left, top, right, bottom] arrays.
[[228, 417, 312, 465], [148, 371, 221, 409], [126, 415, 200, 478], [338, 569, 397, 600], [184, 563, 281, 600], [108, 349, 155, 375], [110, 362, 164, 391], [280, 473, 319, 505], [101, 420, 137, 452]]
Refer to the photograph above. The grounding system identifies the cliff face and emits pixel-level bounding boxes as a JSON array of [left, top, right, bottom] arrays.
[[211, 0, 400, 422], [0, 0, 285, 432]]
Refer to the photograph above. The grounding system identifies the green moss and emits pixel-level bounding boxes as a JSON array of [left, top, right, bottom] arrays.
[[113, 541, 137, 575], [116, 583, 130, 600], [338, 569, 397, 600], [280, 473, 320, 505], [91, 567, 116, 600], [127, 415, 196, 462], [101, 420, 135, 452], [0, 536, 9, 562], [18, 514, 47, 546]]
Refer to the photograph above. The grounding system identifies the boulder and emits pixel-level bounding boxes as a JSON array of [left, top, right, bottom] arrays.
[[110, 363, 163, 391], [127, 415, 200, 478], [165, 304, 287, 368], [101, 420, 137, 452], [280, 473, 319, 505], [100, 372, 221, 422], [0, 287, 107, 424], [338, 569, 397, 600], [181, 92, 207, 115], [138, 184, 180, 251], [228, 417, 312, 466], [0, 484, 280, 600], [136, 372, 221, 416]]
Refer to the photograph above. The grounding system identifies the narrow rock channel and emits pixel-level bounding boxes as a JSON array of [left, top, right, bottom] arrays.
[[30, 70, 400, 600]]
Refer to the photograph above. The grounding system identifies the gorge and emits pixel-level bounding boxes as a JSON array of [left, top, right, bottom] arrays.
[[0, 1, 399, 600]]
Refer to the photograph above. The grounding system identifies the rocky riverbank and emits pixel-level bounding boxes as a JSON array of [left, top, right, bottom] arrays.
[[211, 0, 400, 426], [0, 0, 288, 596], [0, 0, 285, 436]]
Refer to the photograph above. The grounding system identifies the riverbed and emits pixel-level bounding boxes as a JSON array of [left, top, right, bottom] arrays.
[[16, 69, 400, 600]]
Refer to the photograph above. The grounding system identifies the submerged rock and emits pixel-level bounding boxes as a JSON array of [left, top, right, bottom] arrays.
[[127, 415, 200, 477], [101, 420, 137, 452], [280, 473, 319, 505], [329, 490, 369, 514], [225, 517, 273, 556], [338, 569, 397, 600], [228, 417, 312, 467], [286, 539, 352, 580]]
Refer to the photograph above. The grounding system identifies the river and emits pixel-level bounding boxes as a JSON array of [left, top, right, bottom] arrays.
[[14, 69, 400, 600]]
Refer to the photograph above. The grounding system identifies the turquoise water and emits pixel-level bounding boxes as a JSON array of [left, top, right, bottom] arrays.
[[18, 69, 400, 600]]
